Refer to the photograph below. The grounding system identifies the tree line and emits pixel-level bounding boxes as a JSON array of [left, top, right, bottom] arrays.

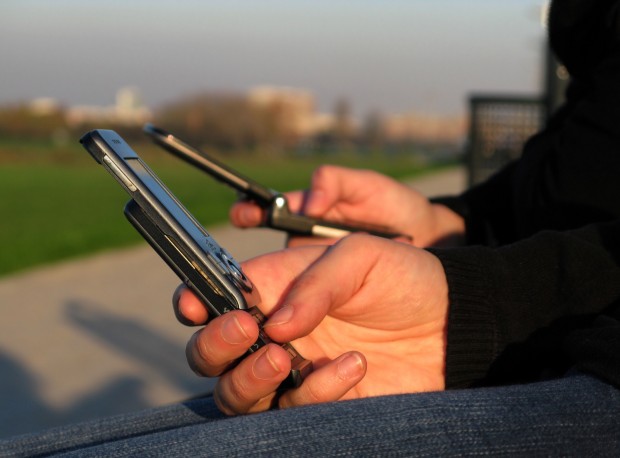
[[0, 91, 460, 162]]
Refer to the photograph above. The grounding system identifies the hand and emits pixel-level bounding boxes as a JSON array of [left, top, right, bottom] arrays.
[[175, 234, 449, 415], [230, 165, 465, 247]]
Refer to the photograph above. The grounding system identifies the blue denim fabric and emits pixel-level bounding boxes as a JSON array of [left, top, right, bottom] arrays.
[[2, 373, 619, 457]]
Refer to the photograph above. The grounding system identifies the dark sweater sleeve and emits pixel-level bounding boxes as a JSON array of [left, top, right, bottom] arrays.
[[431, 161, 519, 245], [433, 51, 620, 247], [463, 58, 620, 246], [428, 220, 620, 389]]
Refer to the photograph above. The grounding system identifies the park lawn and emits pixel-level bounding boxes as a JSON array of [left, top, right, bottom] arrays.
[[0, 151, 436, 277]]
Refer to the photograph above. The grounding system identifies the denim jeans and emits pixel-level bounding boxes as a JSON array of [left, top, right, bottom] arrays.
[[2, 373, 619, 457]]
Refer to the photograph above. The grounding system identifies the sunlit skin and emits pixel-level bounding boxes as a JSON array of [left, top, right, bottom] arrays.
[[175, 234, 449, 415], [173, 165, 466, 415]]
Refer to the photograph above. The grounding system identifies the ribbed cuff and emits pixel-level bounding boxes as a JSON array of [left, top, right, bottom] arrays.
[[427, 246, 499, 389]]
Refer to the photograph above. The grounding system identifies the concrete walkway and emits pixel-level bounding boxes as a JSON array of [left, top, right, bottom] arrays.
[[0, 167, 466, 439]]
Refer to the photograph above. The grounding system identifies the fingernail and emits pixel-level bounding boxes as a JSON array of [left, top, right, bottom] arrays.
[[264, 305, 294, 327], [252, 347, 283, 380], [337, 353, 365, 381], [221, 314, 250, 345]]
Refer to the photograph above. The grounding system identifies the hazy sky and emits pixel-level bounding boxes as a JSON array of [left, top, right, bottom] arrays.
[[1, 0, 546, 117]]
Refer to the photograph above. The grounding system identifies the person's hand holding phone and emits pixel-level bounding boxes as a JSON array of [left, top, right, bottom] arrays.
[[174, 234, 449, 415], [230, 165, 465, 247]]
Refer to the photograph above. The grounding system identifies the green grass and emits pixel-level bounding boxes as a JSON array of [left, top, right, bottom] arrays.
[[0, 147, 447, 277]]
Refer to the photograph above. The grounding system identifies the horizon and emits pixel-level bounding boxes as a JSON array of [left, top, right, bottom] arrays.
[[1, 1, 547, 117]]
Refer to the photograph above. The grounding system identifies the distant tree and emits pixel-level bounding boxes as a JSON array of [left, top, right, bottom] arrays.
[[154, 92, 288, 153], [331, 97, 355, 151], [0, 104, 66, 140], [361, 110, 386, 151]]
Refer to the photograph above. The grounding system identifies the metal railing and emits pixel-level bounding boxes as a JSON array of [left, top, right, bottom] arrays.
[[465, 95, 546, 186]]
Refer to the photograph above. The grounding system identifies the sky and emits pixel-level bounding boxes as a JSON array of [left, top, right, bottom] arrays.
[[0, 0, 547, 117]]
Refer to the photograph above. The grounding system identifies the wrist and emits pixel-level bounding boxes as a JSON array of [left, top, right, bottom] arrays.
[[421, 204, 466, 247]]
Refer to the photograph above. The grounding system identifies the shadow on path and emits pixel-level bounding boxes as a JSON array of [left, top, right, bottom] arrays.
[[0, 300, 214, 439], [65, 299, 212, 395], [0, 351, 149, 439]]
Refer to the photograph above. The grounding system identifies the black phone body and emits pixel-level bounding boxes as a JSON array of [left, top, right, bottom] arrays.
[[80, 129, 311, 388], [143, 124, 409, 240]]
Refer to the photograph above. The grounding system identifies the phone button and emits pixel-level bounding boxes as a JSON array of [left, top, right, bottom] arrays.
[[219, 252, 253, 292], [207, 253, 228, 276], [103, 155, 137, 192]]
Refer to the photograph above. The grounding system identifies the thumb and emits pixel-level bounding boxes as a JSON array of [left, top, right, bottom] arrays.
[[263, 234, 379, 342]]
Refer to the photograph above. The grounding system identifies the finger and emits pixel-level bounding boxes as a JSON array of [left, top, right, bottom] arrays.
[[174, 285, 209, 326], [285, 235, 338, 248], [229, 201, 264, 228], [263, 234, 381, 342], [240, 245, 328, 315], [284, 166, 356, 217], [214, 344, 292, 415], [186, 310, 259, 377], [305, 165, 368, 216], [279, 352, 367, 409], [280, 190, 306, 214]]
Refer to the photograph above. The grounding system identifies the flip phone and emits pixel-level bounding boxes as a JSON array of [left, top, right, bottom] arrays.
[[80, 129, 312, 388], [144, 123, 410, 240]]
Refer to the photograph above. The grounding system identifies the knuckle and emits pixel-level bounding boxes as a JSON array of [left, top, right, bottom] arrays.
[[185, 331, 204, 373], [280, 380, 322, 409], [213, 386, 238, 417], [301, 381, 324, 404], [185, 329, 221, 377], [226, 370, 255, 407], [194, 331, 218, 366], [213, 369, 259, 416]]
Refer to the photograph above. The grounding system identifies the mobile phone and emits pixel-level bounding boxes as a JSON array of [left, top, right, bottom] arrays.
[[80, 129, 312, 389], [143, 123, 411, 240]]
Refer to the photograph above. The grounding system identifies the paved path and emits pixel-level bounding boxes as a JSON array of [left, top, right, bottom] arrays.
[[0, 167, 466, 438]]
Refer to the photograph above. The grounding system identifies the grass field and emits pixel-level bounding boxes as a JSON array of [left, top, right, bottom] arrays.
[[0, 142, 448, 277]]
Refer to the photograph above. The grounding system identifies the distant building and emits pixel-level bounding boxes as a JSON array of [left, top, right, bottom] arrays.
[[114, 86, 151, 123], [28, 97, 63, 116], [66, 87, 152, 126], [246, 86, 466, 145], [382, 112, 467, 144], [247, 86, 320, 138]]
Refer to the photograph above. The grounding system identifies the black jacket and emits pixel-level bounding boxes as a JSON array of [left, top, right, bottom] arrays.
[[431, 0, 620, 389]]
